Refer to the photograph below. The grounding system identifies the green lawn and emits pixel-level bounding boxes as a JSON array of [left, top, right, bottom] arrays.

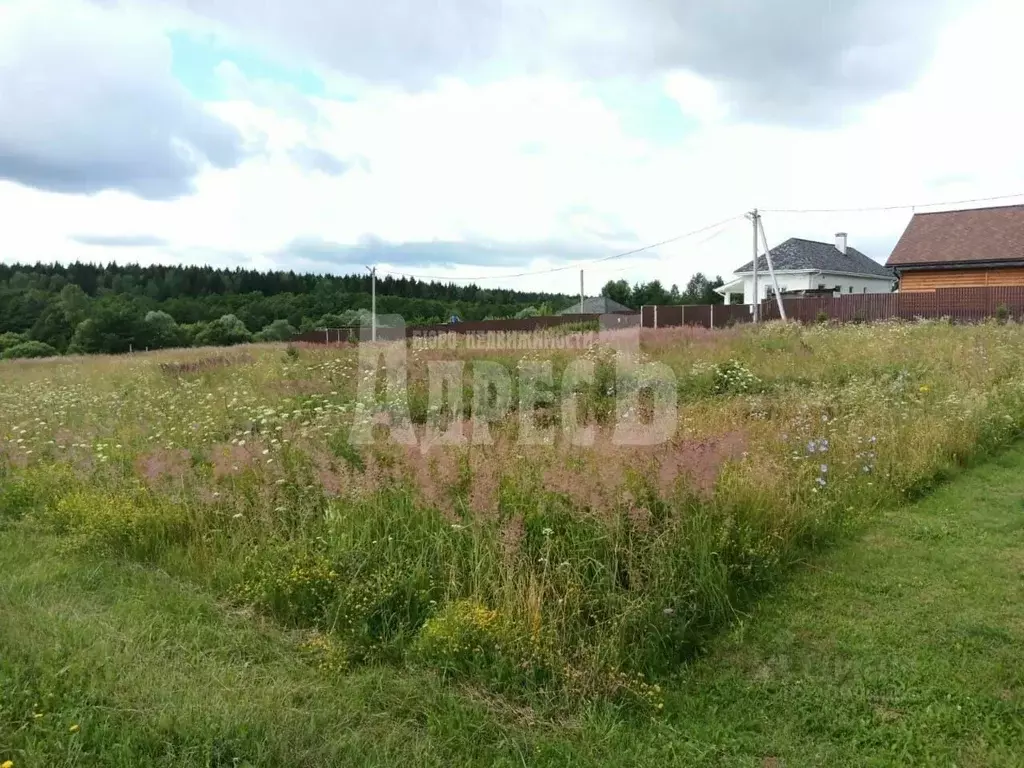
[[2, 447, 1023, 767]]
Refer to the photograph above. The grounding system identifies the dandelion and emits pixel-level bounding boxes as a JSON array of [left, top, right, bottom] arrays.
[[69, 724, 80, 733], [820, 464, 828, 474], [2, 759, 14, 768], [806, 441, 816, 454], [816, 476, 827, 487]]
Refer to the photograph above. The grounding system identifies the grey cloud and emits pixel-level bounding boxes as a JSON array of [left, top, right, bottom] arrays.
[[277, 235, 643, 272], [0, 3, 246, 199], [157, 0, 958, 125], [289, 145, 351, 176], [71, 234, 169, 247]]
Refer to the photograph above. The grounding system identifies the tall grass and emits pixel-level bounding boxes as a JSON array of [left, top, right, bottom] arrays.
[[3, 320, 1024, 708]]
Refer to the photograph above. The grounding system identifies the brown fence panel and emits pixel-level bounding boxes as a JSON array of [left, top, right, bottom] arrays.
[[681, 305, 710, 327], [715, 304, 753, 326], [300, 288, 1024, 346], [659, 306, 684, 327], [407, 314, 604, 336]]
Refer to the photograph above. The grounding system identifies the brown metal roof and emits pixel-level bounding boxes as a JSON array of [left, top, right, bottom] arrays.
[[887, 203, 1024, 267]]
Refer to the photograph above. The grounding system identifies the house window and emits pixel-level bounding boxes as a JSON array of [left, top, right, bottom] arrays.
[[817, 284, 826, 290], [848, 286, 853, 293], [863, 287, 868, 293]]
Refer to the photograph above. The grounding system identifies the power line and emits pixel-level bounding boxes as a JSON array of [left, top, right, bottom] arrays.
[[583, 218, 740, 278], [378, 214, 744, 283], [763, 191, 1024, 215]]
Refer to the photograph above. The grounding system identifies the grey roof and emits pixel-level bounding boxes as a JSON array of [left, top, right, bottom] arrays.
[[735, 238, 894, 279], [558, 296, 634, 314]]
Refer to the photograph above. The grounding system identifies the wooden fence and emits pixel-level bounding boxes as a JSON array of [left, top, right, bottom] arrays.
[[641, 287, 1024, 329], [640, 303, 753, 329], [762, 286, 1024, 323], [293, 313, 641, 344]]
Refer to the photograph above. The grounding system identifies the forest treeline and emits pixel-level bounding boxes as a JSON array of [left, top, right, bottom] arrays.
[[0, 261, 723, 358]]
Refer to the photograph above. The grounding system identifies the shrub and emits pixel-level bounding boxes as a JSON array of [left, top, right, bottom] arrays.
[[257, 319, 298, 342], [193, 314, 253, 347], [2, 340, 58, 360], [815, 310, 829, 324], [0, 331, 26, 353], [995, 303, 1010, 324]]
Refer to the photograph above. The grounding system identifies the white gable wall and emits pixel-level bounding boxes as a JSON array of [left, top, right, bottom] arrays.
[[814, 272, 896, 297], [724, 271, 894, 305]]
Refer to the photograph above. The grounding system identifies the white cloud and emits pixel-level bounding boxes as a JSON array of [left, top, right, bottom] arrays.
[[0, 0, 244, 199], [1, 0, 1022, 298]]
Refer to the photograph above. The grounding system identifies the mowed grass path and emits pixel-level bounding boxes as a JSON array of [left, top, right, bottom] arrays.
[[2, 447, 1023, 766]]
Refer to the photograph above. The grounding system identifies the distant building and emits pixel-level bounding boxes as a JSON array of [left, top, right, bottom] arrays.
[[558, 296, 635, 315], [716, 234, 895, 305], [887, 204, 1024, 291]]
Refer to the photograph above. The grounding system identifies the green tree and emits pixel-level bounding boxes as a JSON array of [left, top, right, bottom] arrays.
[[256, 319, 298, 342], [140, 311, 186, 350], [29, 299, 75, 352], [682, 273, 726, 305], [67, 300, 144, 355], [193, 314, 253, 347], [601, 279, 633, 308], [59, 284, 90, 326]]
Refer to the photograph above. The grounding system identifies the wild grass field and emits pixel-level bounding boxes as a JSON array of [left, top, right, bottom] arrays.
[[2, 320, 1024, 765]]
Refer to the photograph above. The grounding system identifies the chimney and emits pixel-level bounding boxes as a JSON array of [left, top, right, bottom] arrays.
[[835, 232, 847, 255]]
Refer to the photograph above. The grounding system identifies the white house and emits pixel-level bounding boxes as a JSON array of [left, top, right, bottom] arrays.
[[716, 233, 895, 306]]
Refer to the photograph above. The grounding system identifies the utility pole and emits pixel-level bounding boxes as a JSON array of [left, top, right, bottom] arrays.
[[579, 269, 584, 314], [365, 265, 377, 342], [758, 216, 788, 321], [750, 209, 760, 323]]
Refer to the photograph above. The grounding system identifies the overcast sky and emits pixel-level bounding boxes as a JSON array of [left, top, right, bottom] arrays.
[[1, 0, 1022, 294]]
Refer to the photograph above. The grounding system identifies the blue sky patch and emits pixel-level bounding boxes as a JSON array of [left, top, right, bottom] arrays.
[[592, 79, 696, 144], [169, 30, 327, 100]]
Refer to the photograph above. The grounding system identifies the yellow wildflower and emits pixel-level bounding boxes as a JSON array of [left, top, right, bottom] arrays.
[[2, 759, 15, 768], [919, 385, 930, 392], [69, 723, 81, 733]]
